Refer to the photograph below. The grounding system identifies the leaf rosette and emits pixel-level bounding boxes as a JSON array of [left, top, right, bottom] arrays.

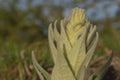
[[32, 7, 113, 80]]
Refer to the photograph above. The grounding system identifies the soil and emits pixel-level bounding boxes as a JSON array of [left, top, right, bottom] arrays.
[[102, 66, 119, 80]]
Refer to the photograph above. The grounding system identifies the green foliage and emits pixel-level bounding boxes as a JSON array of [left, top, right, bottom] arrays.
[[0, 40, 52, 80], [99, 34, 120, 52]]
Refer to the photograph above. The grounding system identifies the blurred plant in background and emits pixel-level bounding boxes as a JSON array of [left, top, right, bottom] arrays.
[[0, 0, 120, 80]]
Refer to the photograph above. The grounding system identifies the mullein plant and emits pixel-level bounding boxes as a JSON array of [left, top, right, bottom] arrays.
[[32, 7, 113, 80]]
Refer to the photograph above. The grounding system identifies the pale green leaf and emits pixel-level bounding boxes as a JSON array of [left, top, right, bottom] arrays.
[[88, 51, 114, 80], [51, 46, 76, 80], [76, 32, 98, 80], [48, 24, 58, 63], [32, 51, 51, 80]]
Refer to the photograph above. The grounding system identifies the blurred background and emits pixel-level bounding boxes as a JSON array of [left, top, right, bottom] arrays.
[[0, 0, 120, 80]]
